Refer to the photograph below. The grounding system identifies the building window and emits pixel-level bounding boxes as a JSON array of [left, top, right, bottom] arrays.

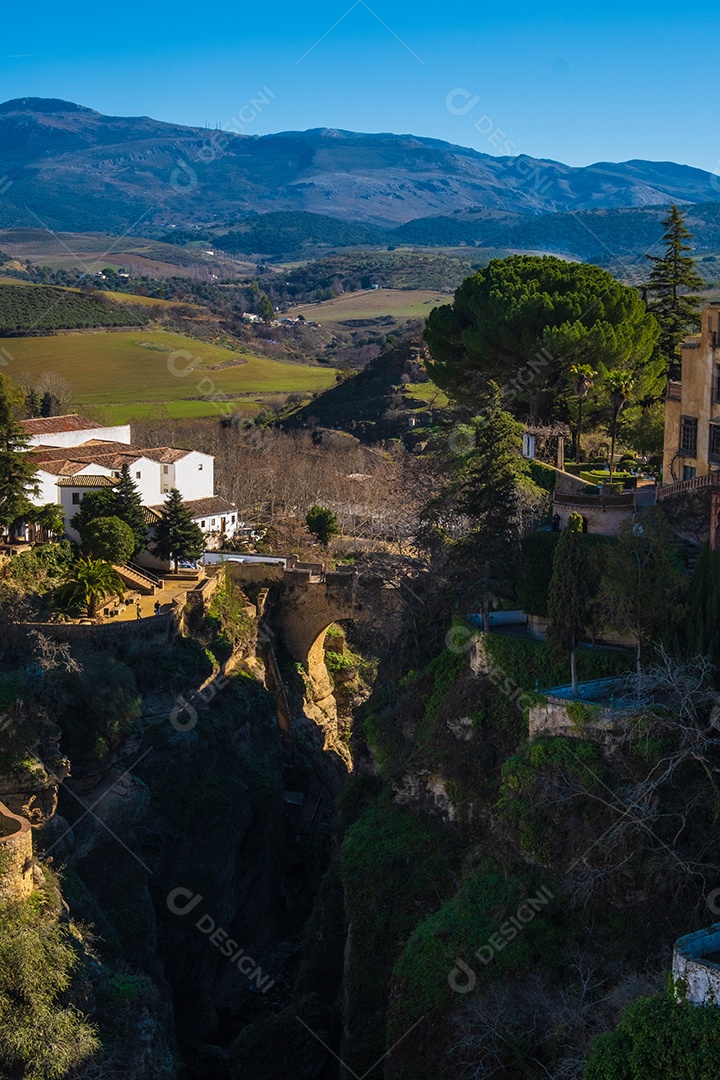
[[211, 519, 216, 527], [198, 463, 203, 471], [135, 471, 141, 479], [72, 492, 81, 505], [710, 424, 720, 464], [714, 366, 720, 403], [679, 416, 698, 456], [163, 465, 169, 474], [683, 465, 697, 481], [201, 520, 206, 528]]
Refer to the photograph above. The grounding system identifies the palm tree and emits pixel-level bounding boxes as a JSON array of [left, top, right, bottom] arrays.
[[606, 371, 634, 481], [56, 557, 125, 618], [569, 364, 597, 463]]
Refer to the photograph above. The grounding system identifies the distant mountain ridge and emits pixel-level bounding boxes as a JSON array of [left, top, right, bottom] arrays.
[[1, 97, 719, 233]]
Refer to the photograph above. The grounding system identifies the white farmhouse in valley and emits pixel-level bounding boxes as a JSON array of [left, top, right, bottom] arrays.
[[20, 414, 240, 552]]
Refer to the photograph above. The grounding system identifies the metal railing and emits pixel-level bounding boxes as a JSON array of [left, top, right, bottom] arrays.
[[125, 561, 163, 586]]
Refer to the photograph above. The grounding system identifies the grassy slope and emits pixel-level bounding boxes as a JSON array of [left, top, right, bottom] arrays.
[[0, 278, 202, 309], [284, 341, 448, 440], [292, 288, 449, 324], [0, 330, 336, 420]]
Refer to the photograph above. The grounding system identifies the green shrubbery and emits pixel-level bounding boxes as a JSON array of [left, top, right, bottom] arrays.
[[6, 541, 74, 593], [483, 632, 631, 691], [584, 991, 720, 1079], [496, 737, 609, 861], [528, 460, 557, 491], [204, 568, 256, 663], [340, 795, 458, 1074], [390, 859, 561, 1036], [0, 898, 99, 1079], [53, 651, 142, 759]]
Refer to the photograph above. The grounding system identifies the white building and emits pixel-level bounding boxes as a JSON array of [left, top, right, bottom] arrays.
[[21, 414, 131, 449], [20, 414, 239, 553]]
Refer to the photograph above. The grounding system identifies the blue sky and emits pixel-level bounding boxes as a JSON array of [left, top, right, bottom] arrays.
[[2, 1, 719, 171]]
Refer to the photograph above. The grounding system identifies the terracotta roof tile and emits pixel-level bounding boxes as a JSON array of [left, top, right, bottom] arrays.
[[147, 496, 237, 520], [20, 414, 103, 435], [56, 476, 116, 488]]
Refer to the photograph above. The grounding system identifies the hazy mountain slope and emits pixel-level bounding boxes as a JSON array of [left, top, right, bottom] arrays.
[[1, 98, 720, 231], [390, 202, 720, 269]]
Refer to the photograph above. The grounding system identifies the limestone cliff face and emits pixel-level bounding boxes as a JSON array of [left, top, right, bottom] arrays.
[[30, 662, 343, 1075]]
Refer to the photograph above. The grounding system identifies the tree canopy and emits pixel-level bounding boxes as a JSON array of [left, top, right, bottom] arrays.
[[80, 515, 136, 565], [306, 505, 341, 546], [547, 511, 591, 693], [70, 464, 147, 554], [424, 255, 662, 420], [152, 488, 204, 571], [56, 557, 125, 618], [426, 383, 538, 627], [0, 374, 38, 531], [644, 204, 704, 377], [584, 991, 720, 1080]]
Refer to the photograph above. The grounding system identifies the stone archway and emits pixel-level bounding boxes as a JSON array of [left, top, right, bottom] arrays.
[[273, 571, 364, 740]]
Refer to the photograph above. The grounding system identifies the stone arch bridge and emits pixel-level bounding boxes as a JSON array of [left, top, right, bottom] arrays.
[[224, 559, 400, 735]]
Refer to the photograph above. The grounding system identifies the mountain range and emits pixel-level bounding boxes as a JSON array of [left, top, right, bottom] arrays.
[[1, 97, 720, 236]]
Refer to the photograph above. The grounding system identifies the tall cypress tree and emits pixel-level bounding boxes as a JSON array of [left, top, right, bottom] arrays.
[[0, 374, 38, 532], [675, 543, 720, 678], [547, 512, 590, 695], [112, 464, 148, 555], [70, 464, 147, 555], [644, 205, 704, 377], [152, 488, 204, 571], [455, 383, 531, 629]]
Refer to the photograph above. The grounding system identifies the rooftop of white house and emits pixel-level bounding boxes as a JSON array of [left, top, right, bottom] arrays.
[[20, 414, 106, 436]]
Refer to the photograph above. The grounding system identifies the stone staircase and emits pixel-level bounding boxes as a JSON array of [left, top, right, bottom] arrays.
[[114, 563, 164, 596]]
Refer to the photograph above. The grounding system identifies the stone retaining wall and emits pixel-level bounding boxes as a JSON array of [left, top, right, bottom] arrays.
[[11, 608, 182, 653], [528, 690, 628, 746], [673, 923, 720, 1005], [0, 801, 33, 900]]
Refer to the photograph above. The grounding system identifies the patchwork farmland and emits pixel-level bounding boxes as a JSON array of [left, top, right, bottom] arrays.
[[1, 329, 337, 422]]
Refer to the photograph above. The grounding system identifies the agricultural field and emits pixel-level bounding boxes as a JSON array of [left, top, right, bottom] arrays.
[[0, 282, 150, 331], [0, 278, 204, 311], [0, 229, 256, 278], [291, 288, 450, 326], [1, 330, 337, 423]]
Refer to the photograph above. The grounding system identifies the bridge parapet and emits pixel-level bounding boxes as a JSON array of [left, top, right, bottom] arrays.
[[285, 568, 313, 585]]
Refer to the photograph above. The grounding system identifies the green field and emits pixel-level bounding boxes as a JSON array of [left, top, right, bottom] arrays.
[[1, 330, 336, 422], [403, 381, 450, 408], [292, 288, 450, 325]]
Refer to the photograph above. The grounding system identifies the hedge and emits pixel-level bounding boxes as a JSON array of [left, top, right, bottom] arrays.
[[482, 632, 632, 691]]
